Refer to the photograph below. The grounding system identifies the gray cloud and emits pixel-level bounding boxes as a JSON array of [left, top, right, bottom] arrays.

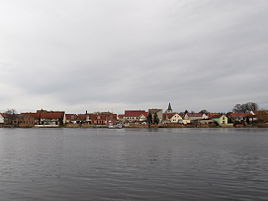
[[0, 0, 268, 113]]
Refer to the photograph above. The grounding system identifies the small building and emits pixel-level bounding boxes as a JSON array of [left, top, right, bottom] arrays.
[[162, 113, 183, 124], [227, 112, 255, 124], [76, 113, 92, 124], [91, 112, 117, 125], [123, 110, 148, 123], [33, 110, 66, 127], [210, 114, 230, 126], [65, 114, 78, 124], [14, 113, 35, 127], [184, 113, 208, 121], [117, 114, 125, 122]]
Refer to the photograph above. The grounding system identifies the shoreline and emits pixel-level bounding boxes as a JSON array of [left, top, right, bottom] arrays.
[[1, 124, 268, 129]]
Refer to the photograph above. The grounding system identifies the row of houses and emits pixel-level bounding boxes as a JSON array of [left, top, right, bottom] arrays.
[[0, 103, 267, 127]]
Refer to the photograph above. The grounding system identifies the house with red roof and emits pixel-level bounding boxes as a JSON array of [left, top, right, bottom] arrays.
[[123, 110, 148, 123], [65, 114, 78, 124], [91, 112, 117, 125], [184, 113, 208, 121], [227, 112, 256, 123], [117, 114, 125, 122], [210, 114, 231, 126], [162, 113, 183, 124], [207, 113, 222, 119], [28, 110, 66, 127]]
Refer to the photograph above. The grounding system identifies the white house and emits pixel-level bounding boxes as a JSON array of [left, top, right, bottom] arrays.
[[123, 110, 148, 123], [163, 113, 183, 124], [184, 113, 208, 121]]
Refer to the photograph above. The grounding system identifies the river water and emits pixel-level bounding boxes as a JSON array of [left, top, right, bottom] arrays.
[[0, 128, 268, 201]]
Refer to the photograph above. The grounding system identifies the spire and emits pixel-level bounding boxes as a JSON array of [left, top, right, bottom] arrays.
[[168, 103, 172, 110], [166, 102, 172, 113]]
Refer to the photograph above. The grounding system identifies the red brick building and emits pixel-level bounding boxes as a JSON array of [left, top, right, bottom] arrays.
[[91, 112, 117, 125]]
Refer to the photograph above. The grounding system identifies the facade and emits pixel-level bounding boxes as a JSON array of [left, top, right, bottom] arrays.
[[162, 113, 183, 124], [123, 110, 148, 123], [227, 112, 255, 123], [255, 110, 268, 123], [14, 113, 35, 127], [210, 114, 229, 126], [117, 114, 125, 122], [91, 112, 117, 125], [76, 114, 92, 124], [65, 114, 78, 124], [29, 110, 66, 127], [184, 113, 208, 121]]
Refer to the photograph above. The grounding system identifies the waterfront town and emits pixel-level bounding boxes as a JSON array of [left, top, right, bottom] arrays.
[[0, 102, 268, 128]]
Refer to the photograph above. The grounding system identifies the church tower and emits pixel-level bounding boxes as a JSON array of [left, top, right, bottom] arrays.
[[166, 102, 173, 113]]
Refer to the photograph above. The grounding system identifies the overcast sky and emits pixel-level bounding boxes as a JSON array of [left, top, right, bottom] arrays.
[[0, 0, 267, 114]]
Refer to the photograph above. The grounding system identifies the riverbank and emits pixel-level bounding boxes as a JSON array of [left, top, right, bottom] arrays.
[[1, 123, 268, 128]]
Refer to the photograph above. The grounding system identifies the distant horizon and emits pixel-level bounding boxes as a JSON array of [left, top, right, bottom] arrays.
[[0, 102, 264, 115]]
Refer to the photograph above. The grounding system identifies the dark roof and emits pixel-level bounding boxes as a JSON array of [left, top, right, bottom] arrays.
[[186, 113, 203, 117], [125, 110, 148, 117]]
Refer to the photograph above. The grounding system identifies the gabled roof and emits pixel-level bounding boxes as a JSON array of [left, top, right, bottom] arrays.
[[210, 114, 226, 119], [228, 113, 251, 118], [163, 113, 180, 119], [124, 110, 148, 117], [24, 111, 65, 119], [77, 114, 85, 121], [118, 114, 125, 118], [66, 114, 78, 120], [208, 113, 221, 118], [39, 112, 65, 119], [186, 113, 203, 117]]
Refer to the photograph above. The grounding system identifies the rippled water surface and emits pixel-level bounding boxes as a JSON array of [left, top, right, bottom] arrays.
[[0, 128, 268, 201]]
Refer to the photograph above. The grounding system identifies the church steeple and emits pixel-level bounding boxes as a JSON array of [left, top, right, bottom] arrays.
[[166, 102, 173, 113]]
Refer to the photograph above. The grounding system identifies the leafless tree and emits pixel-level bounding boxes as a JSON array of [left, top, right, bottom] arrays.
[[232, 102, 258, 113]]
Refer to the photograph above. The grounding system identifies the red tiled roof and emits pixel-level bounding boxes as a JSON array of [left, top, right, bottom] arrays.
[[38, 112, 65, 119], [187, 113, 203, 117], [21, 112, 39, 118], [66, 114, 78, 120], [163, 113, 179, 119], [208, 113, 221, 118], [76, 114, 86, 121], [210, 114, 224, 119], [24, 111, 65, 119], [124, 110, 148, 117], [228, 113, 250, 117], [118, 114, 125, 118], [91, 113, 117, 120]]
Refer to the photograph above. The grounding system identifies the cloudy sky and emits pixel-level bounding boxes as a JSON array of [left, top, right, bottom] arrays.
[[0, 0, 267, 113]]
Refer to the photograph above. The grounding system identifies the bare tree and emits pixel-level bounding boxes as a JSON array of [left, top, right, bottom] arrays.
[[4, 109, 17, 125], [232, 102, 258, 113], [200, 109, 209, 114]]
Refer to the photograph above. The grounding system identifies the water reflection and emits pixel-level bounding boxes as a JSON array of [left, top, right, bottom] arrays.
[[0, 128, 268, 201]]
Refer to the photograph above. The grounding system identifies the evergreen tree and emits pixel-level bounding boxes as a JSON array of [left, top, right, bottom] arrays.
[[153, 112, 159, 124], [147, 112, 153, 125]]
